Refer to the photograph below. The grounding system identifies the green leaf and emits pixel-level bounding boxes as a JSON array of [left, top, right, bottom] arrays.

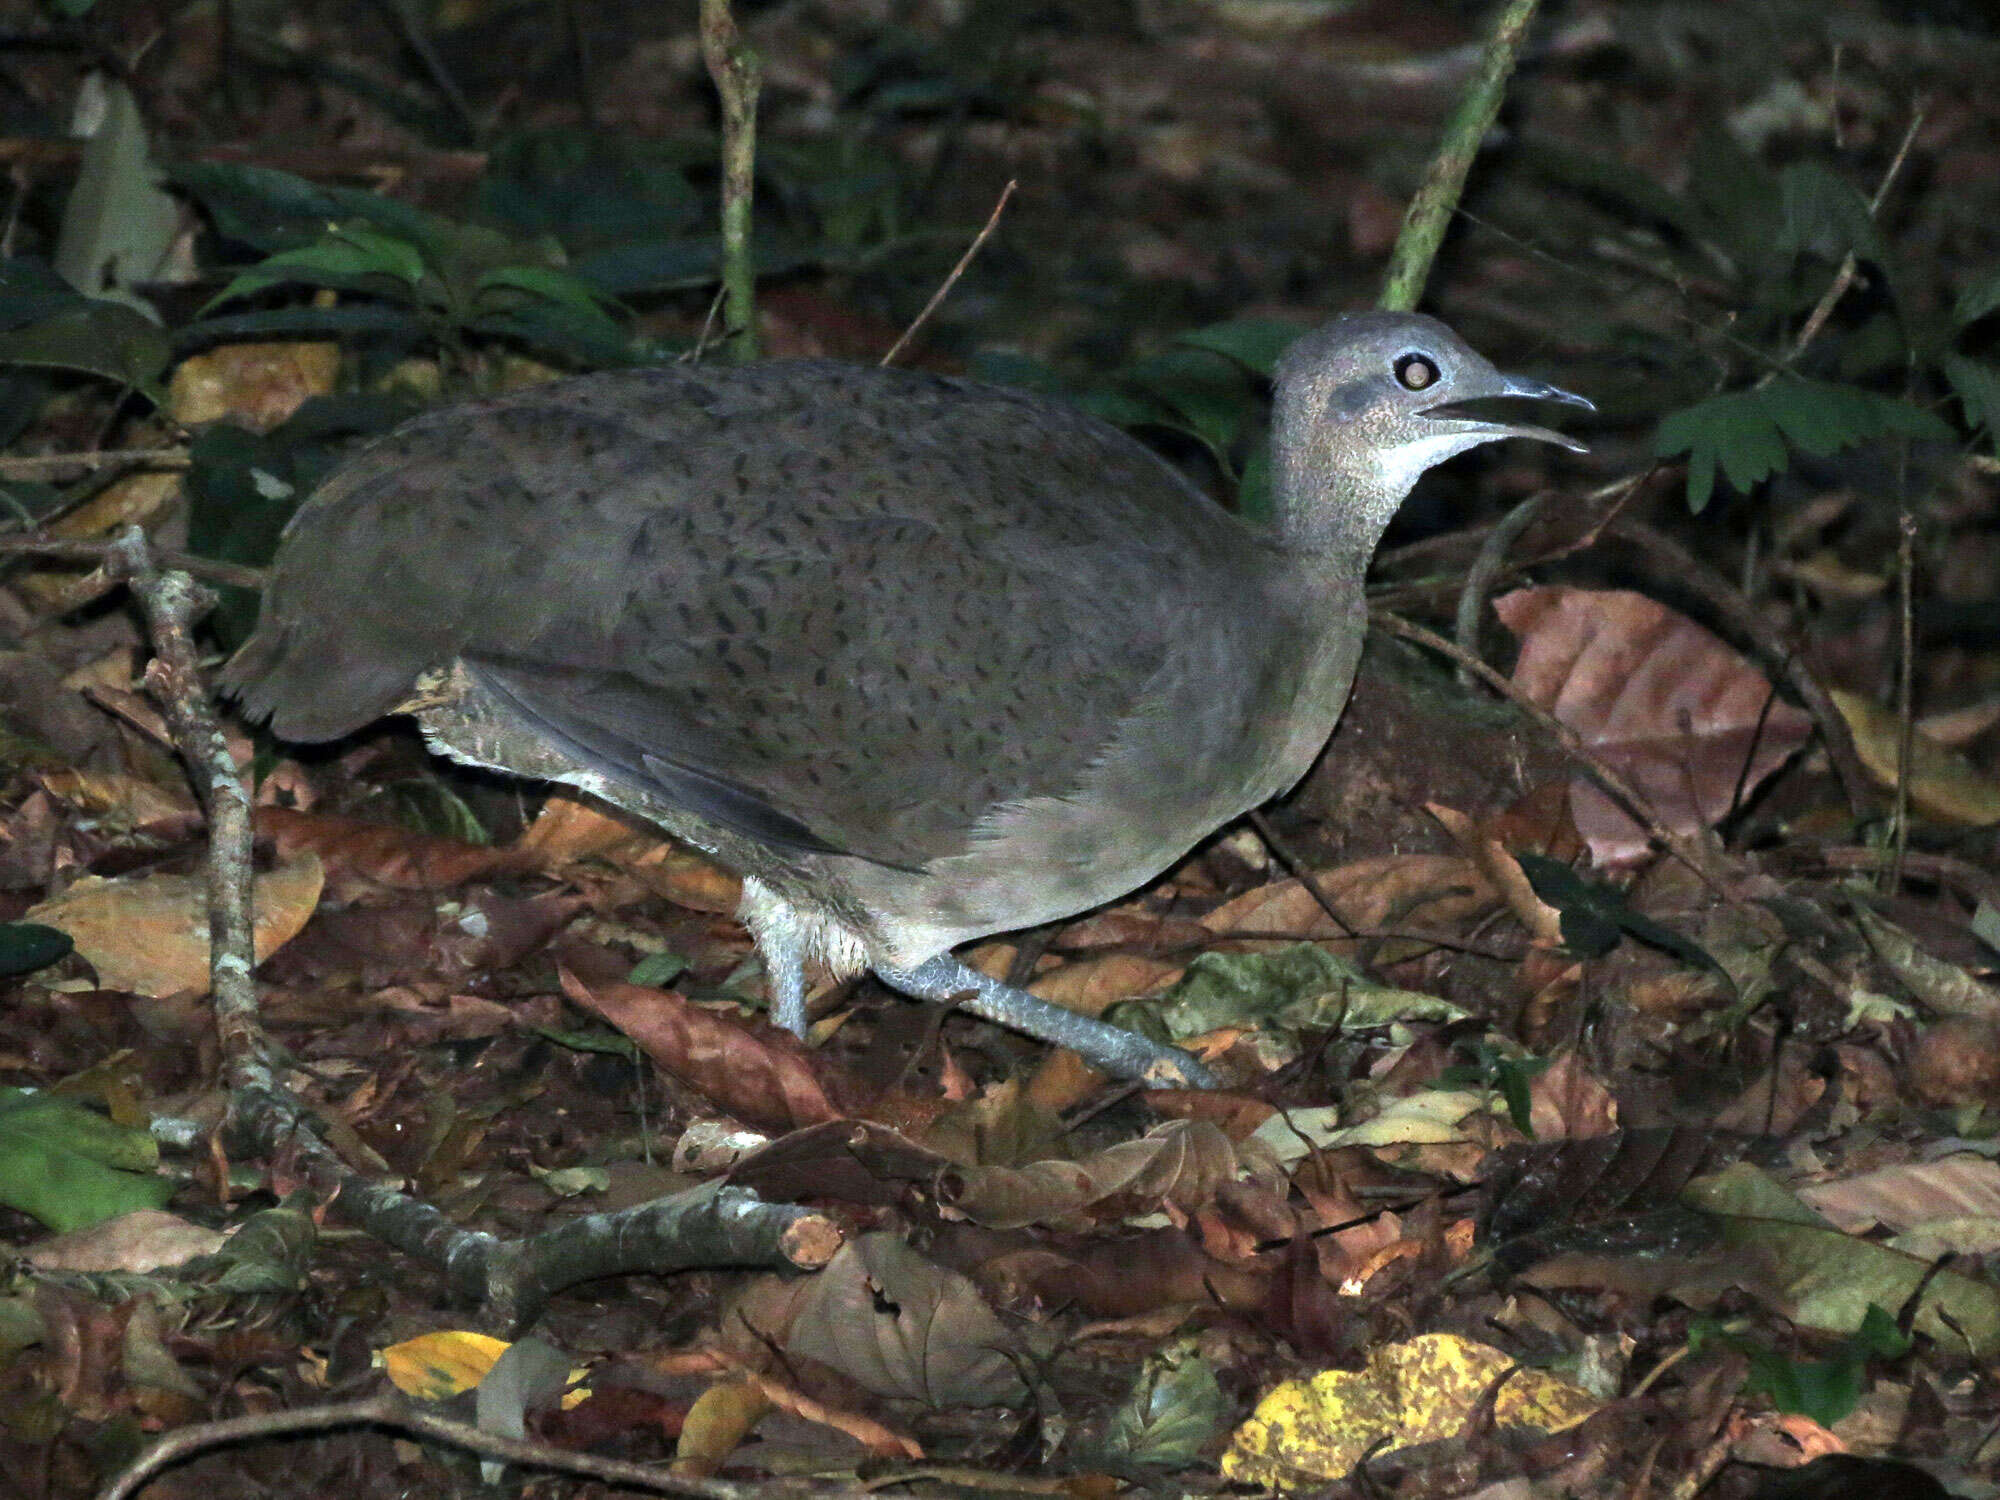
[[1953, 268, 2000, 329], [1778, 163, 1887, 274], [1517, 854, 1732, 987], [0, 257, 88, 331], [1943, 354, 2000, 455], [0, 1088, 174, 1232], [0, 300, 170, 402], [1176, 318, 1306, 377], [471, 265, 628, 359], [203, 224, 432, 313], [1655, 378, 1953, 512], [172, 161, 448, 256], [626, 951, 688, 988], [1685, 1163, 2000, 1355], [177, 303, 424, 350], [0, 923, 71, 978], [1096, 1338, 1230, 1467], [1118, 345, 1259, 473], [478, 129, 705, 252]]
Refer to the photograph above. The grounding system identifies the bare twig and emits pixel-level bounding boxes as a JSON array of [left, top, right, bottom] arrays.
[[880, 178, 1017, 368], [0, 445, 189, 478], [102, 528, 839, 1334], [1374, 609, 1739, 895], [2, 531, 266, 591], [95, 1390, 785, 1500], [1246, 808, 1356, 938], [1380, 0, 1544, 311], [1891, 508, 1917, 890], [700, 0, 762, 361], [1452, 490, 1546, 685], [1781, 106, 1925, 369]]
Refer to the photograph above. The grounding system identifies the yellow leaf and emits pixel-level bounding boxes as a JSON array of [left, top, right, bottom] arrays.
[[1222, 1332, 1599, 1488], [27, 852, 322, 997], [376, 1330, 511, 1400], [1832, 690, 2000, 826]]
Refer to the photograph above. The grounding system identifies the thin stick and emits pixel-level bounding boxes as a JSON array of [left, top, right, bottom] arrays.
[[699, 0, 761, 362], [1374, 609, 1737, 896], [0, 532, 266, 591], [1379, 0, 1544, 312], [1891, 508, 1917, 892], [0, 446, 190, 478], [95, 1391, 770, 1500], [880, 178, 1017, 368], [1782, 106, 1925, 369]]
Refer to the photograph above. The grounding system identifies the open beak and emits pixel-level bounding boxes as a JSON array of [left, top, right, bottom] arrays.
[[1423, 371, 1594, 453]]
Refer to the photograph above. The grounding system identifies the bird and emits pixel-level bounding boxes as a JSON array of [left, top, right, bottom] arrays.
[[223, 311, 1589, 1089]]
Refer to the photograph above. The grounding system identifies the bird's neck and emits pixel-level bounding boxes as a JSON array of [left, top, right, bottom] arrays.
[[1266, 394, 1414, 569]]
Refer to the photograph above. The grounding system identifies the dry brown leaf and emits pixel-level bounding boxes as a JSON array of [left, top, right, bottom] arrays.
[[1026, 951, 1184, 1017], [255, 804, 531, 889], [1200, 853, 1495, 950], [557, 968, 844, 1132], [26, 1209, 229, 1273], [166, 338, 340, 430], [936, 1119, 1237, 1229], [1495, 587, 1813, 864], [36, 766, 196, 827], [1798, 1155, 2000, 1235], [1427, 802, 1563, 946], [518, 792, 742, 910], [18, 470, 182, 608], [27, 852, 323, 997], [1524, 1051, 1619, 1142], [784, 1233, 1028, 1408], [1831, 689, 2000, 826]]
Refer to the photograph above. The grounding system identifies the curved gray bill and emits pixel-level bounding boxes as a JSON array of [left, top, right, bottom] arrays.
[[1425, 370, 1594, 454]]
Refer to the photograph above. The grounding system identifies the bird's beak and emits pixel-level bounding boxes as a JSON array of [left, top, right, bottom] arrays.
[[1423, 371, 1594, 454]]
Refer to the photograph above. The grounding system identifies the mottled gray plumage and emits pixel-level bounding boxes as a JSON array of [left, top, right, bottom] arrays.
[[224, 312, 1587, 1087]]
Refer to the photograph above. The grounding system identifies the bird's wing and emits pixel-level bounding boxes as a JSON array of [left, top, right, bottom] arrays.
[[226, 361, 1244, 870]]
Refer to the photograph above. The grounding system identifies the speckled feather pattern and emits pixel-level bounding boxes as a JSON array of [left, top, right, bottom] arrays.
[[225, 318, 1559, 972]]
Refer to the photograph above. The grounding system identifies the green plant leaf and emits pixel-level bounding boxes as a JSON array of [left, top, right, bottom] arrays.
[[0, 1087, 174, 1232], [1655, 377, 1954, 512], [474, 265, 626, 336], [1176, 318, 1305, 377], [1943, 354, 2000, 454], [1517, 854, 1732, 986], [1953, 268, 2000, 329], [0, 300, 170, 401], [0, 256, 88, 331], [0, 923, 71, 978], [203, 224, 432, 313]]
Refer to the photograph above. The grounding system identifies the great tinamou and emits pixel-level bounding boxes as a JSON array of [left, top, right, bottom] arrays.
[[224, 312, 1588, 1088]]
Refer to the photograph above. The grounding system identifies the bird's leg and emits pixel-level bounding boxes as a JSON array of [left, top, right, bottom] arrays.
[[874, 954, 1217, 1089], [759, 923, 810, 1037]]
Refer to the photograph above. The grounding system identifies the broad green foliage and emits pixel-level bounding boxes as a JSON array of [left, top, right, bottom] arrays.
[[0, 1087, 174, 1233], [0, 923, 71, 978], [1527, 130, 2000, 505], [973, 317, 1307, 516], [1654, 377, 1953, 513]]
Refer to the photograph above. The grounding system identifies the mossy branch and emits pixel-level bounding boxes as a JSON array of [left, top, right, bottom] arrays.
[[700, 0, 762, 361], [1379, 0, 1543, 312]]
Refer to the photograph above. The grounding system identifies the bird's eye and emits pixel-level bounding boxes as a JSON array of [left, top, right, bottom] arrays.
[[1394, 353, 1438, 391]]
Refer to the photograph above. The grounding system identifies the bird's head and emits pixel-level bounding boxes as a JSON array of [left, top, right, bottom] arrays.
[[1270, 311, 1591, 555]]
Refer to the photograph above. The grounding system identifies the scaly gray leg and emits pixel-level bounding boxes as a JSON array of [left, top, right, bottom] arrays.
[[875, 953, 1217, 1089], [760, 925, 809, 1037]]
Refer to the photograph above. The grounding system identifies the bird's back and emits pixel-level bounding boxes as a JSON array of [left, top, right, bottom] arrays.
[[225, 359, 1291, 873]]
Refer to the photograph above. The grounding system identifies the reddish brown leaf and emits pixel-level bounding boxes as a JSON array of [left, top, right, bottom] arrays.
[[255, 804, 532, 889], [558, 968, 845, 1132], [1494, 587, 1813, 865]]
